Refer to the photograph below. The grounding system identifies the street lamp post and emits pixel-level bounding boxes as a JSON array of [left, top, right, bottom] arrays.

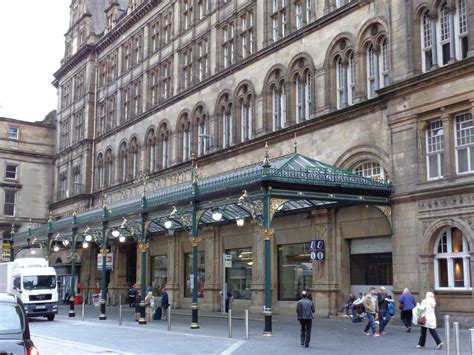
[[99, 207, 109, 320]]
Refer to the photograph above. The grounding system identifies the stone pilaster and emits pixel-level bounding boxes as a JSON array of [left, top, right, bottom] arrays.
[[202, 227, 221, 311]]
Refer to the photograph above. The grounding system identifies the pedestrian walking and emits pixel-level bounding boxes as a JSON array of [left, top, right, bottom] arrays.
[[363, 287, 380, 337], [296, 290, 315, 348], [128, 284, 137, 307], [135, 292, 141, 321], [161, 288, 169, 320], [377, 287, 393, 334], [145, 291, 154, 322], [416, 292, 443, 350], [399, 288, 416, 332]]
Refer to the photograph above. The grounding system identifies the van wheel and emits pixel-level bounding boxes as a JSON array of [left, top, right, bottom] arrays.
[[47, 315, 55, 321]]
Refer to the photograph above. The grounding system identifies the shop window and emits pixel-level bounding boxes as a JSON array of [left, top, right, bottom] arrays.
[[184, 252, 205, 298], [278, 243, 313, 301], [225, 248, 252, 300], [151, 255, 167, 296], [434, 227, 471, 290]]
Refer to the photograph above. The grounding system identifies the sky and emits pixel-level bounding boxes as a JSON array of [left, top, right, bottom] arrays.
[[0, 2, 70, 122]]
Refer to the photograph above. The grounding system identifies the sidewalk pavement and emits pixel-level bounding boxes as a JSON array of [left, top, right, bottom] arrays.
[[29, 304, 473, 354]]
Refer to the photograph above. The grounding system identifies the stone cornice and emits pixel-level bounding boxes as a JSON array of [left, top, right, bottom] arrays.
[[53, 44, 96, 86], [0, 148, 55, 161], [391, 182, 474, 204], [95, 0, 158, 53]]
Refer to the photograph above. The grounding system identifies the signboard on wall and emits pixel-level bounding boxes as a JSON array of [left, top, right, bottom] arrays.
[[96, 253, 113, 271], [310, 240, 325, 261], [2, 239, 11, 261]]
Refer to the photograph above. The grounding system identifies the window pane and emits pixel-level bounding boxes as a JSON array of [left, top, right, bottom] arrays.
[[428, 154, 440, 178], [4, 191, 15, 216], [437, 232, 447, 253], [457, 148, 469, 173], [225, 248, 252, 300], [184, 252, 205, 298], [453, 258, 464, 287], [451, 228, 463, 253], [5, 165, 17, 179], [438, 259, 448, 287], [278, 243, 312, 301], [151, 255, 167, 296]]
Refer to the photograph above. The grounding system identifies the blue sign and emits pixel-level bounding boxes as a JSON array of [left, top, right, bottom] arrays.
[[310, 251, 325, 261], [310, 240, 325, 251]]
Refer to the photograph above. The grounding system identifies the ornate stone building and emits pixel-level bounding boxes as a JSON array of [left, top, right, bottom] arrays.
[[0, 116, 56, 261], [22, 0, 473, 325]]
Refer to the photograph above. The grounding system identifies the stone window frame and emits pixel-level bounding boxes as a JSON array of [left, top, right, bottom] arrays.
[[129, 136, 140, 179], [4, 163, 18, 181], [96, 152, 105, 189], [239, 9, 254, 60], [149, 17, 161, 55], [97, 101, 106, 136], [425, 119, 445, 181], [192, 104, 209, 157], [353, 160, 388, 181], [454, 112, 474, 174], [215, 91, 233, 149], [163, 10, 173, 46], [418, 1, 470, 73], [7, 127, 19, 140], [181, 46, 194, 90], [288, 55, 313, 123], [433, 226, 472, 291], [234, 83, 255, 143], [60, 117, 70, 150], [72, 165, 83, 195], [118, 141, 129, 183], [74, 70, 85, 100], [104, 149, 113, 187], [162, 57, 173, 100], [58, 171, 68, 200], [145, 127, 157, 173], [270, 0, 289, 42], [158, 122, 170, 169], [131, 78, 143, 118], [182, 0, 193, 32], [107, 94, 116, 131], [221, 21, 235, 69], [178, 112, 192, 163], [73, 110, 84, 143], [197, 36, 209, 82], [3, 189, 16, 217], [263, 66, 288, 132]]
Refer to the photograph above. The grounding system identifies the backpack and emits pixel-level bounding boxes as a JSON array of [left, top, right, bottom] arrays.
[[153, 307, 162, 320], [388, 301, 395, 316]]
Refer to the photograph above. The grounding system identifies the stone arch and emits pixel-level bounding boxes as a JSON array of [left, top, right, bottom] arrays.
[[177, 110, 192, 162], [157, 119, 171, 169]]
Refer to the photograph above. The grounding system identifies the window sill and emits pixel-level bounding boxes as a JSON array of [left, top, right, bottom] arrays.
[[434, 289, 472, 295]]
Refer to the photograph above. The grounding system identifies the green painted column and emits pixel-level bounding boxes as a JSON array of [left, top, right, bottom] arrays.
[[99, 207, 109, 320], [262, 187, 273, 336], [138, 195, 148, 325], [190, 203, 199, 329], [69, 227, 77, 317]]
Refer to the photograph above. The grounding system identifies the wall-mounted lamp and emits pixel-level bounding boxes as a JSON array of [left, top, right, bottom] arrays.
[[236, 218, 245, 227]]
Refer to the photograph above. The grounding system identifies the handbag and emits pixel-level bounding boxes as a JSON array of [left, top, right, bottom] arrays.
[[417, 315, 426, 326]]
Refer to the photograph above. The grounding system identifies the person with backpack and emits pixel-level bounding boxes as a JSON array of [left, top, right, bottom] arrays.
[[377, 287, 394, 335]]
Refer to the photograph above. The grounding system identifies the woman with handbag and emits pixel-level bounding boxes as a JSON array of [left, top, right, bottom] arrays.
[[399, 288, 416, 332], [416, 291, 443, 350]]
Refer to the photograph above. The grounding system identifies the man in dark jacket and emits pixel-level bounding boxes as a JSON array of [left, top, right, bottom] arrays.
[[161, 288, 169, 320], [296, 290, 315, 348]]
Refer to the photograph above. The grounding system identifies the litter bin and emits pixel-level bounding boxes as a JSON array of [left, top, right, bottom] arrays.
[[74, 294, 82, 305]]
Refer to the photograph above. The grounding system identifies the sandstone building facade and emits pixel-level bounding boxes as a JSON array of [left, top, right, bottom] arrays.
[[27, 0, 474, 324], [0, 116, 55, 261]]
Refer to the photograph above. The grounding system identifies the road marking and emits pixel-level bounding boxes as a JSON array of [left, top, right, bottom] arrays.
[[220, 341, 245, 355], [52, 317, 241, 342], [32, 333, 135, 354]]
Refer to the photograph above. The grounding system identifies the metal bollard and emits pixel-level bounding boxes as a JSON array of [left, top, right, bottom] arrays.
[[228, 309, 232, 338], [245, 309, 249, 340], [167, 307, 171, 331], [119, 294, 122, 326], [469, 328, 474, 355], [445, 315, 451, 355], [453, 322, 460, 355], [81, 299, 85, 321]]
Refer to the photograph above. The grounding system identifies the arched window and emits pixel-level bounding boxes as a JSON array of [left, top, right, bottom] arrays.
[[295, 73, 311, 122], [289, 56, 313, 122], [234, 83, 255, 143], [193, 105, 208, 157], [179, 113, 191, 162], [272, 84, 286, 130], [241, 99, 252, 141], [130, 137, 139, 178], [158, 123, 170, 169], [421, 1, 469, 72], [353, 161, 388, 181], [96, 153, 104, 189], [119, 142, 128, 182], [366, 44, 377, 99], [146, 129, 157, 173], [421, 10, 433, 72], [379, 38, 389, 88], [105, 149, 113, 187], [216, 92, 233, 149], [223, 107, 233, 148], [434, 227, 471, 290], [335, 51, 356, 109]]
